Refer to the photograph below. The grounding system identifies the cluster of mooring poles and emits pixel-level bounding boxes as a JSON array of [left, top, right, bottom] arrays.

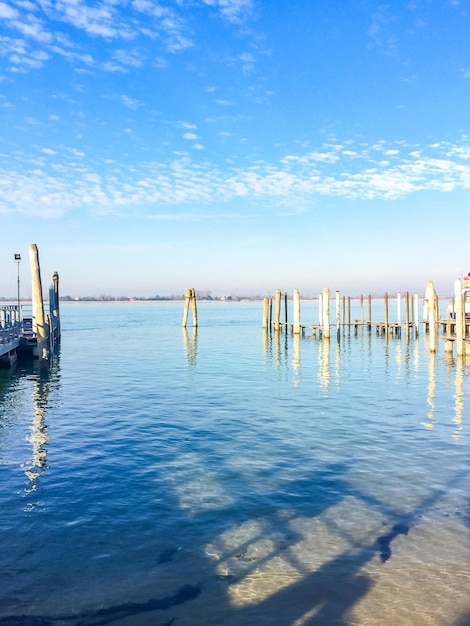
[[261, 282, 470, 356], [440, 278, 470, 357], [0, 244, 61, 368], [182, 288, 198, 328]]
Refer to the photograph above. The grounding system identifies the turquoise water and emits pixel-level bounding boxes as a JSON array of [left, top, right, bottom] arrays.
[[0, 301, 469, 626]]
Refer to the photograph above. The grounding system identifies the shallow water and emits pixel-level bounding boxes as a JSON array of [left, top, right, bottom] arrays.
[[0, 301, 469, 626]]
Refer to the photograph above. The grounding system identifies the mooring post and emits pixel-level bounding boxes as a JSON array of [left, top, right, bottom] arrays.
[[335, 290, 340, 340], [455, 279, 464, 357], [323, 287, 330, 339], [262, 297, 269, 329], [293, 289, 300, 334], [414, 293, 420, 336], [191, 288, 198, 327], [284, 292, 288, 327], [182, 289, 191, 327], [427, 281, 437, 352], [405, 291, 410, 339], [384, 292, 389, 336], [52, 271, 61, 340], [342, 296, 345, 327], [367, 295, 372, 330], [360, 294, 364, 325], [274, 289, 281, 332], [445, 309, 453, 353], [397, 292, 401, 334], [29, 244, 48, 363]]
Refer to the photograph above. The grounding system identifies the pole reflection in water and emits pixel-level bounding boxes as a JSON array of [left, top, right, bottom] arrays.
[[423, 351, 436, 429], [183, 327, 198, 368], [453, 356, 464, 441], [292, 334, 301, 387], [318, 338, 330, 393], [22, 359, 60, 506]]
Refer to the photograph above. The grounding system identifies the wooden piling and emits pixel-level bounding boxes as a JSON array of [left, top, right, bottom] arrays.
[[360, 294, 364, 325], [404, 292, 409, 339], [384, 292, 389, 336], [274, 289, 281, 331], [293, 289, 300, 334], [29, 244, 48, 363], [335, 290, 340, 339], [182, 288, 198, 327], [414, 293, 419, 336], [367, 295, 372, 329], [323, 287, 330, 339], [182, 289, 191, 327], [427, 281, 437, 352], [284, 292, 288, 326], [52, 271, 61, 340], [455, 279, 464, 357], [262, 297, 269, 329], [191, 288, 198, 327]]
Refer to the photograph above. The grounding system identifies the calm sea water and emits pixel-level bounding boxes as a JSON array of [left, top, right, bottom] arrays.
[[1, 301, 469, 626]]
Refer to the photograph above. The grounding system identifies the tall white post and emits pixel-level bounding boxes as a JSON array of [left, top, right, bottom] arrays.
[[293, 289, 300, 334], [427, 281, 437, 352], [29, 244, 48, 363], [455, 279, 464, 357], [323, 287, 330, 339]]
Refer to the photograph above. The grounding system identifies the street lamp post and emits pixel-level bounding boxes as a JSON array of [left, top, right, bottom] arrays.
[[14, 253, 21, 322]]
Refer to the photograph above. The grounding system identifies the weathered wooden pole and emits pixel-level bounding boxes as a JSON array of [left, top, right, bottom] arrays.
[[182, 289, 191, 327], [384, 292, 389, 336], [269, 297, 273, 327], [414, 293, 419, 336], [190, 288, 198, 327], [293, 289, 300, 334], [405, 291, 410, 339], [284, 292, 288, 326], [445, 309, 453, 353], [52, 271, 61, 340], [347, 296, 351, 327], [342, 296, 346, 327], [335, 290, 340, 340], [360, 294, 364, 325], [29, 244, 48, 363], [367, 295, 372, 329], [274, 289, 281, 332], [427, 281, 437, 352], [323, 287, 330, 339], [262, 297, 269, 329], [455, 279, 464, 357]]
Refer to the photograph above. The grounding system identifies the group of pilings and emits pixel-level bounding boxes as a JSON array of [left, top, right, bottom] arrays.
[[437, 278, 470, 357], [182, 288, 198, 328], [0, 245, 61, 368], [29, 244, 61, 364], [262, 283, 469, 356], [262, 288, 421, 341]]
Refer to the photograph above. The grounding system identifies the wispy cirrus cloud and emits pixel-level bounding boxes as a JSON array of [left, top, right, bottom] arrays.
[[1, 137, 470, 218]]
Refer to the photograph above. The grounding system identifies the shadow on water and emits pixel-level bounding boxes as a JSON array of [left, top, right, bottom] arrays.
[[1, 332, 470, 625]]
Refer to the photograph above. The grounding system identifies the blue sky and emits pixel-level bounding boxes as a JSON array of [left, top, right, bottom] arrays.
[[1, 0, 470, 298]]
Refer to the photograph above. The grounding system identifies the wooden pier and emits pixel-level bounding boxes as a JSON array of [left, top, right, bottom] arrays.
[[0, 244, 61, 368]]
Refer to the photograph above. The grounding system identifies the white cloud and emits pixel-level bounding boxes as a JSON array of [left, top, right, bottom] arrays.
[[0, 1, 18, 19], [2, 138, 470, 218], [121, 95, 141, 109], [183, 132, 199, 140]]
